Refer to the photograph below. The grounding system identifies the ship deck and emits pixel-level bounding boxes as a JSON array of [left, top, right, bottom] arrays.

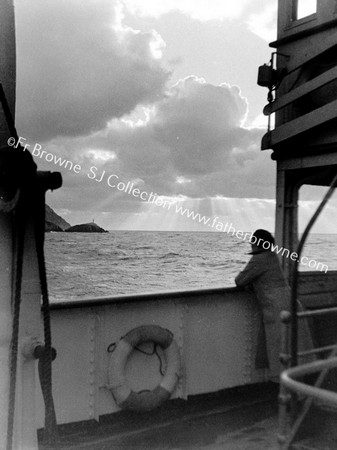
[[38, 381, 337, 450], [38, 383, 280, 450]]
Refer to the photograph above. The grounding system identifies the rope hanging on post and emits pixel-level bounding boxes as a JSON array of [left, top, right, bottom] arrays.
[[0, 82, 18, 143], [6, 213, 25, 450], [34, 196, 59, 446], [1, 82, 60, 448], [1, 80, 31, 450]]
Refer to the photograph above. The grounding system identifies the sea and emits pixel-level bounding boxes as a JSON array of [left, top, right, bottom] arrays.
[[45, 231, 337, 302]]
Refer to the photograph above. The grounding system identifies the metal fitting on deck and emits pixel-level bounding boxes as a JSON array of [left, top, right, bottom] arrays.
[[0, 143, 36, 212], [33, 344, 57, 361], [0, 144, 62, 214], [21, 338, 43, 360], [21, 337, 57, 361], [280, 311, 292, 323], [280, 353, 291, 365], [37, 171, 62, 192], [278, 392, 291, 405]]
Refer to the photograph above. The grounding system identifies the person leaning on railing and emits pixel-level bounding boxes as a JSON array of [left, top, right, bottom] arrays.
[[235, 229, 314, 382]]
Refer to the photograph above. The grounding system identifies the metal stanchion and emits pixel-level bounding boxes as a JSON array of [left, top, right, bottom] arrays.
[[278, 311, 291, 449]]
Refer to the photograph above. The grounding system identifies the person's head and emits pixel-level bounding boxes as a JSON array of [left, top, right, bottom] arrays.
[[249, 229, 274, 254]]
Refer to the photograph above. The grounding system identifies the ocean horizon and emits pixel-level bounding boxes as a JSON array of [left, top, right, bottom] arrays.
[[45, 230, 337, 302]]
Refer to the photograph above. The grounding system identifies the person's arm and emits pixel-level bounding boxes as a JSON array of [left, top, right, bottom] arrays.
[[235, 256, 266, 288]]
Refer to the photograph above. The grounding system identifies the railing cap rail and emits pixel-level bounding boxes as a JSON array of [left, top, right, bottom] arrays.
[[49, 285, 241, 310]]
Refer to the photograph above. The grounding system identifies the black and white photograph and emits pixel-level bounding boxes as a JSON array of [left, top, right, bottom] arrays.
[[1, 0, 337, 448]]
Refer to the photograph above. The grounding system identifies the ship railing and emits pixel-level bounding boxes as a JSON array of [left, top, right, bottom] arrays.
[[278, 306, 337, 449]]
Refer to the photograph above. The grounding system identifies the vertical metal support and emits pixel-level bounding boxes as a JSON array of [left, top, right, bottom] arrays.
[[275, 168, 286, 266], [0, 8, 16, 441], [0, 2, 16, 439], [88, 311, 99, 421], [291, 0, 298, 21], [0, 215, 13, 449], [280, 311, 291, 371], [243, 303, 254, 383], [176, 300, 186, 398], [0, 2, 17, 442], [0, 2, 42, 447], [0, 189, 42, 450], [278, 311, 292, 449], [275, 166, 299, 281], [278, 383, 291, 450], [14, 218, 42, 450], [0, 0, 16, 146]]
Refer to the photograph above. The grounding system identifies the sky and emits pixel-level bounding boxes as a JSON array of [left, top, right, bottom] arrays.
[[14, 0, 337, 232]]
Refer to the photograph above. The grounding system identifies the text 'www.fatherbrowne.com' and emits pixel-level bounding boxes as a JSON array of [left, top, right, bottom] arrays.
[[7, 136, 329, 273]]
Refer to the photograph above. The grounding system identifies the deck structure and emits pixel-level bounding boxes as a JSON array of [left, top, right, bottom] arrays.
[[258, 1, 337, 448], [1, 1, 337, 449], [260, 0, 337, 277]]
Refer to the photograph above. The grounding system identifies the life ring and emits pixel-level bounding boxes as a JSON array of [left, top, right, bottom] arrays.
[[108, 325, 180, 411]]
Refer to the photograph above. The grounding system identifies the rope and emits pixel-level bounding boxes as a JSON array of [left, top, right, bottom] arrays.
[[1, 80, 58, 448], [1, 80, 28, 450], [108, 341, 165, 376], [135, 344, 165, 376], [0, 82, 18, 142], [6, 212, 25, 450], [34, 198, 59, 446]]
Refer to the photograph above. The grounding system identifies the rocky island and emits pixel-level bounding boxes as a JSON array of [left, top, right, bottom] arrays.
[[65, 222, 108, 233]]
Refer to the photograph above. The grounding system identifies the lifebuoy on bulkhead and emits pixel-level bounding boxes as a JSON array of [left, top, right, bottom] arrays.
[[108, 325, 181, 411]]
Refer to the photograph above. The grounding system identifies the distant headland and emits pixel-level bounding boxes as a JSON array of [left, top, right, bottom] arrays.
[[45, 205, 70, 231], [45, 206, 108, 233], [66, 223, 108, 233]]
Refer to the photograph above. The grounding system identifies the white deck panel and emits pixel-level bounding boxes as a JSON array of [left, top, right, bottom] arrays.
[[36, 288, 268, 427]]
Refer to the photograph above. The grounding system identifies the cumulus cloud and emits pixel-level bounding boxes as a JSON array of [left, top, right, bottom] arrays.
[[15, 0, 169, 141], [37, 75, 273, 215], [13, 0, 276, 226], [152, 77, 249, 175]]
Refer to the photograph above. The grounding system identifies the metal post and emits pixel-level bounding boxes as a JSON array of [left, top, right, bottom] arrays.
[[275, 168, 299, 280], [278, 311, 292, 449], [0, 214, 13, 448], [0, 0, 16, 146]]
